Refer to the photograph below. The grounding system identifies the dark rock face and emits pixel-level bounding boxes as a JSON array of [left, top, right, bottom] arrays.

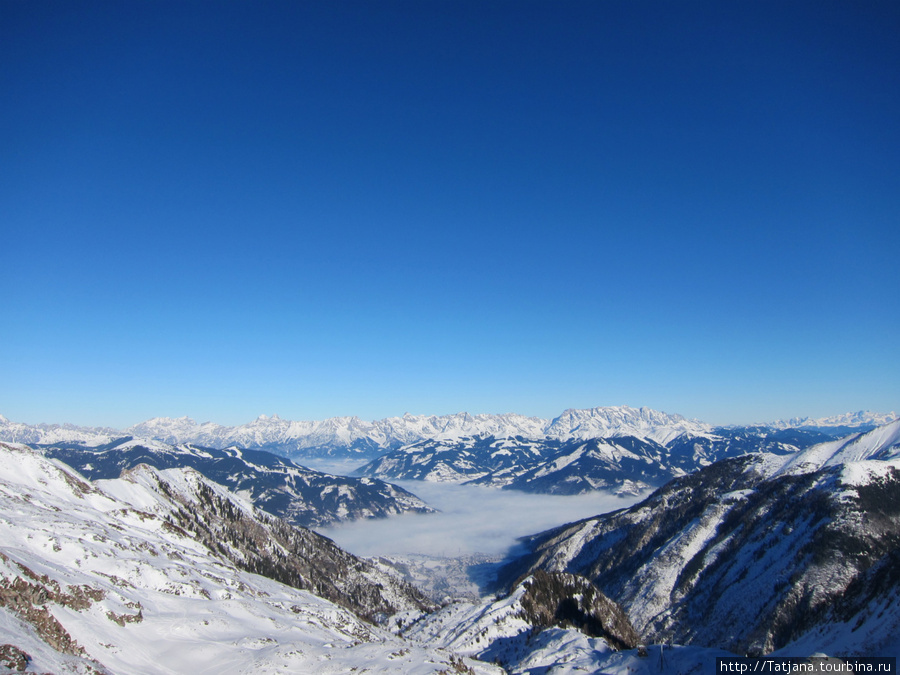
[[499, 456, 900, 655], [517, 570, 640, 651]]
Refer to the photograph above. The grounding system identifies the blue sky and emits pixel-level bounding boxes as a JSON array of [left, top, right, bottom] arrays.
[[2, 1, 898, 429]]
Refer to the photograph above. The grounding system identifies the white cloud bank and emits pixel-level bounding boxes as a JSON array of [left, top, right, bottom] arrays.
[[314, 479, 644, 558]]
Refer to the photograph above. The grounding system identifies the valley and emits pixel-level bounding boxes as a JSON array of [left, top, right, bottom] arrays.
[[8, 1, 896, 671], [1, 407, 898, 673], [315, 479, 642, 603]]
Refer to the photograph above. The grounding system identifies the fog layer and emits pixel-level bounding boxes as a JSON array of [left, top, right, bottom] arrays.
[[314, 479, 644, 558]]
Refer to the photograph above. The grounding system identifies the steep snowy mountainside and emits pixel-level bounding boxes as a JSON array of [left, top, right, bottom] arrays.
[[498, 421, 900, 656], [98, 463, 434, 622], [0, 442, 498, 674], [771, 418, 900, 477], [43, 438, 435, 527], [401, 568, 734, 674]]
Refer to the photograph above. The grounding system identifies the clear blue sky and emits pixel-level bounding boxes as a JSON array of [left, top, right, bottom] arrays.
[[3, 1, 898, 429]]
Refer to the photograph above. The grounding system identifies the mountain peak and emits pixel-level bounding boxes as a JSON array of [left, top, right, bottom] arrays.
[[546, 405, 708, 445], [768, 410, 898, 430], [3, 407, 895, 461]]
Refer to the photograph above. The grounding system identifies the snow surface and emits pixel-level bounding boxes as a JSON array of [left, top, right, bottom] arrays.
[[771, 419, 900, 477], [2, 405, 715, 454], [4, 415, 900, 672], [504, 421, 900, 657], [0, 442, 501, 674], [405, 577, 735, 674]]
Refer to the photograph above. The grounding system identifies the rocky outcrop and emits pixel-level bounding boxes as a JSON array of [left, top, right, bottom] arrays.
[[0, 561, 103, 657], [499, 448, 900, 655], [0, 644, 31, 672], [126, 465, 435, 623], [517, 570, 640, 650]]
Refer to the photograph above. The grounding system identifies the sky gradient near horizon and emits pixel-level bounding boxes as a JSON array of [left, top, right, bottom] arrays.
[[3, 1, 898, 429]]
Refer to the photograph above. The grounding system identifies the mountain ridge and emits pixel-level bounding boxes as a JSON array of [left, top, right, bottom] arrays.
[[2, 406, 894, 460], [41, 437, 436, 527], [358, 426, 839, 495], [0, 441, 497, 674], [495, 420, 900, 656]]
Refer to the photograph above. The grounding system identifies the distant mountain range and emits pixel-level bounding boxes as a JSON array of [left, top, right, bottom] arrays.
[[3, 407, 895, 498], [1, 406, 895, 459], [357, 426, 834, 495], [3, 418, 900, 670]]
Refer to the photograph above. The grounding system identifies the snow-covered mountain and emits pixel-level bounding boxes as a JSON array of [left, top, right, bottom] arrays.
[[498, 420, 900, 656], [4, 406, 892, 461], [0, 413, 116, 447], [400, 570, 639, 671], [766, 410, 897, 433], [0, 442, 498, 674], [359, 426, 831, 495], [41, 437, 434, 527], [0, 406, 709, 459], [545, 406, 710, 445], [0, 440, 715, 674], [126, 411, 551, 459]]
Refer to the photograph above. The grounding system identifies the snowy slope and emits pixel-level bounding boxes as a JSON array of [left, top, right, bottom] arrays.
[[0, 442, 500, 674], [402, 569, 734, 674], [403, 571, 637, 672], [771, 418, 900, 477], [43, 437, 435, 527], [499, 421, 900, 656], [359, 426, 828, 495]]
